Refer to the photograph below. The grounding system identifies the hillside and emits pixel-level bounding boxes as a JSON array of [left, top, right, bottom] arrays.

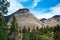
[[40, 15, 60, 27]]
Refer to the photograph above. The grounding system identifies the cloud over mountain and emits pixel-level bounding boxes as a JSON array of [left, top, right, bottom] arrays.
[[7, 0, 24, 15], [32, 3, 60, 19]]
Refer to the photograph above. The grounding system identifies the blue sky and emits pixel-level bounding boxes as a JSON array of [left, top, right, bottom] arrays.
[[7, 0, 60, 19]]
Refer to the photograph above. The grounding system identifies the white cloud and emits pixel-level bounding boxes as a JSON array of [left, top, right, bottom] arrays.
[[32, 0, 41, 8], [36, 13, 54, 19], [31, 3, 60, 19], [18, 0, 29, 2], [50, 3, 60, 15], [7, 0, 24, 15], [31, 10, 54, 19]]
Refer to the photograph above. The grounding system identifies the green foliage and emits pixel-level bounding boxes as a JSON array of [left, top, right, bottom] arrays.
[[54, 32, 60, 40], [54, 25, 60, 40], [9, 15, 19, 40], [0, 13, 8, 40], [22, 28, 41, 40], [54, 25, 60, 32], [22, 25, 60, 40], [27, 27, 30, 32], [10, 16, 18, 34], [22, 26, 27, 34], [0, 0, 10, 14], [0, 0, 9, 40]]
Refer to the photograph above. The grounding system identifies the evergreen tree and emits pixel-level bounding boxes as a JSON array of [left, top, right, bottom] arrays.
[[22, 26, 27, 34], [54, 25, 60, 40], [19, 27, 22, 34], [0, 12, 8, 40], [9, 15, 19, 40], [36, 26, 39, 32], [27, 27, 30, 32], [0, 0, 10, 40]]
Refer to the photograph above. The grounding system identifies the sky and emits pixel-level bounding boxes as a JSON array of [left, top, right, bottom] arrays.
[[7, 0, 60, 19]]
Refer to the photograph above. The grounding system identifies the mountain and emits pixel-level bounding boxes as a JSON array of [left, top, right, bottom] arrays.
[[8, 8, 42, 29], [40, 15, 60, 27], [6, 8, 60, 28], [40, 18, 47, 23], [52, 15, 60, 18]]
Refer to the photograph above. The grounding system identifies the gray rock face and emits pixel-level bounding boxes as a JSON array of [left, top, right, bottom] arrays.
[[8, 8, 42, 29], [40, 15, 60, 27]]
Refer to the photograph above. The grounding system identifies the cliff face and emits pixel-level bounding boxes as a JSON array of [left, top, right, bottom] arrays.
[[40, 15, 60, 27], [8, 8, 42, 29]]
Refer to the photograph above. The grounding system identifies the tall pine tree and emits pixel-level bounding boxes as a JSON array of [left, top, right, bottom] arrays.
[[0, 12, 8, 40], [9, 15, 19, 40], [0, 0, 10, 40]]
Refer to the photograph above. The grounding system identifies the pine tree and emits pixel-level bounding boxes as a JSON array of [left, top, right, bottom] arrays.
[[22, 26, 27, 34], [9, 15, 19, 40], [0, 12, 8, 40], [36, 26, 39, 32], [54, 25, 60, 40], [0, 0, 10, 40], [27, 27, 30, 32]]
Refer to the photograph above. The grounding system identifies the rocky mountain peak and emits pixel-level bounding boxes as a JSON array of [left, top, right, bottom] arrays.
[[8, 8, 42, 29], [16, 8, 30, 14], [40, 18, 47, 22], [52, 15, 60, 19]]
